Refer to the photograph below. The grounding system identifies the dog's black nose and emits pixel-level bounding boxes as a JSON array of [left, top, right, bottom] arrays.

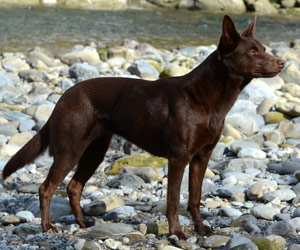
[[276, 59, 285, 69]]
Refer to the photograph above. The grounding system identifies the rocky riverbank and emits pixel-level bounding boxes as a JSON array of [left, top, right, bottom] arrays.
[[0, 0, 300, 14], [1, 39, 300, 249]]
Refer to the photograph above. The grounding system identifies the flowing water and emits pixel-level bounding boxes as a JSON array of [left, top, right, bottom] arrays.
[[0, 6, 300, 54]]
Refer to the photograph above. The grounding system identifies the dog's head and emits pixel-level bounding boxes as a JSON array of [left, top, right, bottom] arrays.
[[217, 15, 285, 79]]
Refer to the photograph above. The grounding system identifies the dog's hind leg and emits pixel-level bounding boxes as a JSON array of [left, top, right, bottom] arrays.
[[187, 149, 214, 236], [39, 153, 80, 232], [66, 133, 112, 228]]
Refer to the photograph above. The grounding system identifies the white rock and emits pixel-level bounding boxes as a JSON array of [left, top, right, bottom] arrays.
[[237, 148, 266, 159], [0, 144, 21, 157], [16, 211, 35, 222]]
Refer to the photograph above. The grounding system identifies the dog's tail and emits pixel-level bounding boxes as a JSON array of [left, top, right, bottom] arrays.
[[2, 122, 50, 180]]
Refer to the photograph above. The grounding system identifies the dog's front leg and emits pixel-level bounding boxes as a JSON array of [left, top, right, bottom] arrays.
[[166, 157, 187, 239], [188, 151, 214, 236]]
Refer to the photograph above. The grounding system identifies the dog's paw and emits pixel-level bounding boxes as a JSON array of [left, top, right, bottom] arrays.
[[195, 224, 213, 236], [169, 230, 187, 240], [42, 223, 58, 233]]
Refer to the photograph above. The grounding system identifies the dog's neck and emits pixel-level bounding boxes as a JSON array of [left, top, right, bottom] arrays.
[[184, 50, 252, 115]]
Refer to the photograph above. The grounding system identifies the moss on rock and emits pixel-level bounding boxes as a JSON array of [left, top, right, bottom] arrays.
[[105, 153, 167, 175]]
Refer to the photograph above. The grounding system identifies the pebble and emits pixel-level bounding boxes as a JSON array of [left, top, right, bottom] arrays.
[[219, 207, 243, 217]]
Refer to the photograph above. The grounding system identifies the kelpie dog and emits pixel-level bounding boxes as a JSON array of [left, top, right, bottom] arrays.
[[2, 15, 284, 238]]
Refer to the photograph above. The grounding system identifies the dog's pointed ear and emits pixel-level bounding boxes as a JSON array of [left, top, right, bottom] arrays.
[[218, 15, 240, 54], [242, 16, 257, 38]]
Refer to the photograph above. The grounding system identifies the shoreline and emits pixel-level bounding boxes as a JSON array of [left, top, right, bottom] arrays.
[[0, 0, 299, 15]]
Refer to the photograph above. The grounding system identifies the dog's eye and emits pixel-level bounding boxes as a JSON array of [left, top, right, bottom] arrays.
[[249, 50, 257, 56]]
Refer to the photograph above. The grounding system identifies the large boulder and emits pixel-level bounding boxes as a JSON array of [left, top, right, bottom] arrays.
[[63, 0, 127, 9], [195, 0, 246, 13], [244, 0, 278, 14]]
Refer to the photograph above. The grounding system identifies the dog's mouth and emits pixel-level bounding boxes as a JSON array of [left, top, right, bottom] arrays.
[[253, 69, 282, 78]]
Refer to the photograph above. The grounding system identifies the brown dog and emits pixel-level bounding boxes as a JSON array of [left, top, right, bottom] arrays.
[[2, 15, 284, 238]]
